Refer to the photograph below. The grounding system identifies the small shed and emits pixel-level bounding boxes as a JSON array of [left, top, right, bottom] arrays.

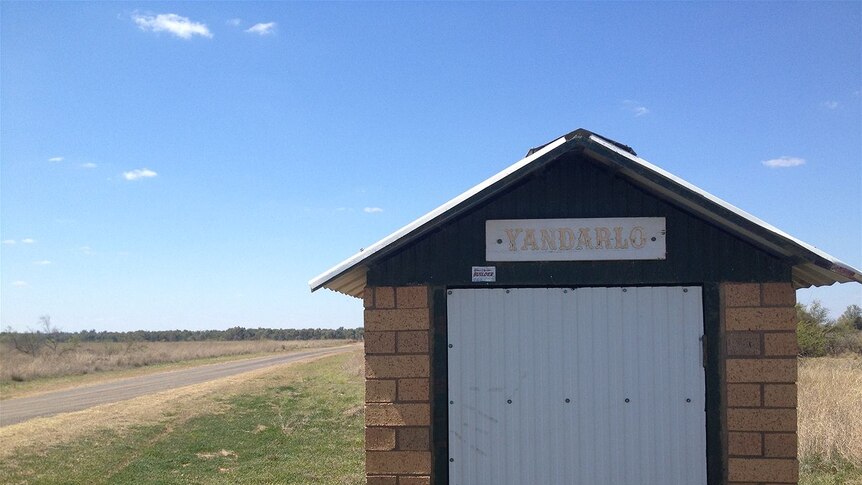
[[310, 129, 861, 485]]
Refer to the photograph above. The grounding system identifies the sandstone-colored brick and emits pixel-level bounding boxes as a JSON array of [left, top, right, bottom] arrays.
[[725, 283, 761, 307], [726, 359, 797, 383], [728, 458, 798, 483], [397, 286, 428, 309], [728, 383, 761, 407], [365, 309, 430, 332], [366, 451, 432, 475], [728, 432, 762, 456], [375, 287, 396, 308], [366, 332, 396, 354], [727, 332, 762, 356], [398, 378, 430, 402], [764, 433, 797, 457], [398, 477, 430, 485], [367, 379, 397, 402], [726, 307, 796, 331], [397, 427, 430, 451], [764, 333, 798, 356], [763, 384, 797, 408], [762, 283, 795, 307], [366, 403, 431, 426], [366, 476, 397, 485], [366, 355, 429, 379], [397, 331, 429, 353], [366, 427, 396, 450], [728, 408, 797, 432], [364, 288, 375, 308]]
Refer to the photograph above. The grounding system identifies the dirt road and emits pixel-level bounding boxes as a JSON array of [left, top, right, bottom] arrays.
[[0, 344, 357, 427]]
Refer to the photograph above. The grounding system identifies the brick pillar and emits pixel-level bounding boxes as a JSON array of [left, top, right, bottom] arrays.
[[364, 286, 432, 485], [723, 282, 799, 484]]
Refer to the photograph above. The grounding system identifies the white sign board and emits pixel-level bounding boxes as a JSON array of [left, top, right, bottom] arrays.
[[486, 217, 666, 262], [471, 266, 496, 282]]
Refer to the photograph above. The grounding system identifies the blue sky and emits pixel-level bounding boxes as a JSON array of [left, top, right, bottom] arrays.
[[1, 2, 860, 332]]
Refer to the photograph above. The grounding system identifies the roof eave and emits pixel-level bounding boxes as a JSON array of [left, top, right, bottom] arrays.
[[308, 133, 580, 294], [579, 135, 862, 288]]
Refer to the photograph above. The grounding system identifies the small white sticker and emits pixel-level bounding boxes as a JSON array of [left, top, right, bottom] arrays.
[[471, 266, 496, 282]]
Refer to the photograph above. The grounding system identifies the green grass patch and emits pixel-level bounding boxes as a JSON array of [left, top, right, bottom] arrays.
[[801, 455, 862, 485], [0, 353, 365, 484]]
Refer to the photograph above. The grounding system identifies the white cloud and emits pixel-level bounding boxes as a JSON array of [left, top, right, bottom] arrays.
[[762, 156, 806, 168], [245, 22, 276, 35], [363, 207, 384, 214], [820, 100, 839, 110], [123, 168, 158, 180], [227, 18, 242, 27], [79, 246, 94, 255], [21, 238, 35, 244], [2, 239, 15, 245], [33, 260, 51, 266], [133, 13, 213, 39], [12, 281, 28, 288], [81, 162, 97, 169], [48, 156, 64, 162], [622, 100, 649, 117]]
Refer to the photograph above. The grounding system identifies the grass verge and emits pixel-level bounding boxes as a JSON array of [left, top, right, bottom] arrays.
[[0, 350, 365, 484], [0, 340, 350, 400], [801, 455, 862, 485]]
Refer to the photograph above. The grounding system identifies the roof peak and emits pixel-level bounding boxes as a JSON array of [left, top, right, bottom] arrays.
[[311, 129, 860, 296]]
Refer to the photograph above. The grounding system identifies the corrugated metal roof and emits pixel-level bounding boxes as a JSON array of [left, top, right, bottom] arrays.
[[309, 129, 861, 296]]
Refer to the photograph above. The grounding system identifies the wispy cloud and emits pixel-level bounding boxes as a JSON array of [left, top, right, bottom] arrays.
[[363, 207, 384, 214], [227, 18, 242, 27], [2, 239, 15, 245], [820, 100, 839, 110], [33, 260, 52, 266], [245, 22, 276, 35], [79, 246, 95, 256], [622, 100, 649, 117], [762, 156, 806, 168], [123, 168, 158, 181], [21, 238, 35, 244], [12, 281, 28, 288], [48, 156, 64, 162], [81, 162, 98, 169], [133, 13, 213, 39]]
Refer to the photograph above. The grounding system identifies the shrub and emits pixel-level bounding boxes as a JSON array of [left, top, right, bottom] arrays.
[[798, 318, 827, 357]]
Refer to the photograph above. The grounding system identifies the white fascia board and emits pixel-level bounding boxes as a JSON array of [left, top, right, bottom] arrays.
[[589, 135, 861, 281], [308, 135, 571, 292]]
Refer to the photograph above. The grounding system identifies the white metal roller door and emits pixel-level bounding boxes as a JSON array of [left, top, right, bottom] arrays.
[[447, 287, 706, 485]]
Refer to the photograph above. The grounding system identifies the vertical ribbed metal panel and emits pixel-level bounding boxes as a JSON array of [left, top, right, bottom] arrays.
[[448, 287, 706, 485]]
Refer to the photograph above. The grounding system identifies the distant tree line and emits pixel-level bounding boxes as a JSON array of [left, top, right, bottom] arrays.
[[1, 321, 363, 355]]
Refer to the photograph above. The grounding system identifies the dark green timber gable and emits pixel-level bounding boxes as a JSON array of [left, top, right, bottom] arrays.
[[367, 150, 791, 288]]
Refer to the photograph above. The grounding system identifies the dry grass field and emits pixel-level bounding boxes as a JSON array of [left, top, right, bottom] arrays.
[[0, 339, 349, 384], [799, 354, 862, 484]]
